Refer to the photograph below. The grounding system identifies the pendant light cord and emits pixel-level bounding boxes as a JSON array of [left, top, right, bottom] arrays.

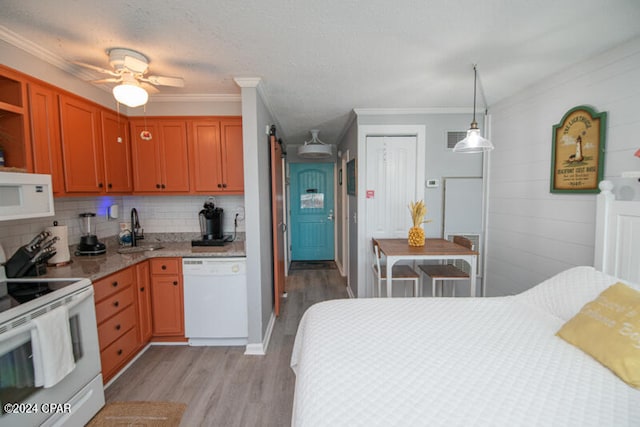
[[472, 64, 478, 124]]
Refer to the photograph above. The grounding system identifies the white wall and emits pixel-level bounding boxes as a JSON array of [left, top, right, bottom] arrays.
[[486, 36, 640, 296], [238, 80, 275, 349]]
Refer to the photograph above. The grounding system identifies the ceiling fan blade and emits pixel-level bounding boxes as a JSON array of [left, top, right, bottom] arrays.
[[140, 82, 160, 94], [144, 75, 185, 87], [123, 55, 148, 74], [72, 61, 119, 76], [91, 77, 122, 84]]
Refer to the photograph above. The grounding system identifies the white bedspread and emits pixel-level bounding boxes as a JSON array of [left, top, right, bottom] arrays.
[[291, 267, 640, 426]]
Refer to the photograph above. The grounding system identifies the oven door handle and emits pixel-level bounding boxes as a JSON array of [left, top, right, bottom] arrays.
[[0, 286, 94, 342]]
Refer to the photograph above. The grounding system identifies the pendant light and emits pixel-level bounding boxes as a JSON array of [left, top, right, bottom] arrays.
[[453, 65, 494, 153], [298, 129, 333, 158], [112, 73, 149, 108]]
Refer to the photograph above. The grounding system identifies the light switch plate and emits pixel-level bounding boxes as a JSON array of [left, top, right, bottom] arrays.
[[426, 179, 440, 188]]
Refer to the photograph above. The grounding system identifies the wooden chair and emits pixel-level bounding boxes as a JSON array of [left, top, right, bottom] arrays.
[[418, 236, 474, 297], [372, 239, 420, 297]]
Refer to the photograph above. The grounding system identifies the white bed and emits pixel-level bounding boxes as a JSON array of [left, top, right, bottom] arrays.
[[290, 181, 640, 426]]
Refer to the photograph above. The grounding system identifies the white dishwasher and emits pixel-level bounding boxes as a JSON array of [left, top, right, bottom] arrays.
[[182, 257, 248, 346]]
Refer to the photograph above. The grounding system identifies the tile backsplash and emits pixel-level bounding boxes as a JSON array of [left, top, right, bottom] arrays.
[[0, 194, 245, 257]]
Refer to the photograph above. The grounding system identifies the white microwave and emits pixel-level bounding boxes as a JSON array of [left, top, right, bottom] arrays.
[[0, 171, 55, 221]]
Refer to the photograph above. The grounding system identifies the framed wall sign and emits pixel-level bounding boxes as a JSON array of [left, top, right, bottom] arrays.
[[550, 105, 607, 193], [346, 159, 356, 196]]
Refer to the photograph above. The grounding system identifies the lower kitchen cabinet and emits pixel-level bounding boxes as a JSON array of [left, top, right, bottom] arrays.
[[92, 266, 139, 383], [136, 260, 153, 346], [150, 258, 185, 338]]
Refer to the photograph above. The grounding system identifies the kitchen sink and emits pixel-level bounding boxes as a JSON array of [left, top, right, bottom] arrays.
[[117, 244, 164, 254]]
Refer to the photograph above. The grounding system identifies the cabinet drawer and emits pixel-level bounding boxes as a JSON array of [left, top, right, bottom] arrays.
[[151, 258, 180, 275], [100, 327, 138, 379], [97, 305, 136, 351], [93, 267, 135, 302], [95, 285, 134, 324]]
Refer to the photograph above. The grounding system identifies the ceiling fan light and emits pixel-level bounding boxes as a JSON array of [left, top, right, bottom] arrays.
[[112, 82, 149, 107], [298, 129, 333, 159]]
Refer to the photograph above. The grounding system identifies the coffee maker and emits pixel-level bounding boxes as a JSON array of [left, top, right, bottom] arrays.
[[191, 199, 232, 246], [75, 212, 106, 255]]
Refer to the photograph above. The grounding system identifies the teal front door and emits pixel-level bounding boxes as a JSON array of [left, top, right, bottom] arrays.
[[290, 162, 335, 261]]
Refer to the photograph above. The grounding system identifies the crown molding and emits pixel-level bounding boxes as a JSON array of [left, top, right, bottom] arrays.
[[233, 77, 262, 88], [149, 93, 241, 103], [353, 107, 474, 115]]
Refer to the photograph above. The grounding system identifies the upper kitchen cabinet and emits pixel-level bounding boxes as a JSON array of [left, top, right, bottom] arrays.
[[27, 82, 64, 195], [0, 65, 33, 172], [101, 110, 133, 193], [130, 119, 190, 193], [59, 94, 105, 193], [189, 117, 243, 194]]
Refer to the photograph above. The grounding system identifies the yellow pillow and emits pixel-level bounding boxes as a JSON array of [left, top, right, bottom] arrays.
[[557, 282, 640, 388]]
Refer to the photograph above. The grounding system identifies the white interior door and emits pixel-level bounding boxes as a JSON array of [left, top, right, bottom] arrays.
[[365, 135, 418, 296]]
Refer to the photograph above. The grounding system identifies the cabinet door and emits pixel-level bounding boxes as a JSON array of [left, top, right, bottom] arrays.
[[59, 95, 104, 192], [130, 120, 162, 191], [27, 82, 64, 195], [159, 121, 190, 192], [189, 120, 223, 192], [101, 110, 132, 193], [136, 261, 153, 345], [220, 119, 244, 193], [151, 275, 184, 336]]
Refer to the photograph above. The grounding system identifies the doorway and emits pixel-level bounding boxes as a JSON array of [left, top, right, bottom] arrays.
[[289, 162, 335, 261]]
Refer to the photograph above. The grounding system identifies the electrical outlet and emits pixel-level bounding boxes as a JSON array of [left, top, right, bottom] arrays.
[[234, 206, 246, 221]]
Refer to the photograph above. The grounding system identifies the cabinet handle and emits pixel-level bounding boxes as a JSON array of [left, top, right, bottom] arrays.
[[161, 184, 166, 189], [108, 183, 113, 189], [217, 184, 222, 188], [112, 281, 118, 287], [156, 184, 161, 189], [161, 265, 167, 270], [115, 324, 121, 331], [173, 280, 178, 286], [140, 287, 145, 292], [117, 349, 123, 356], [113, 300, 119, 307], [222, 183, 227, 188]]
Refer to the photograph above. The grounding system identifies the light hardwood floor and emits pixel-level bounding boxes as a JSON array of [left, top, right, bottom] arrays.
[[104, 266, 348, 426]]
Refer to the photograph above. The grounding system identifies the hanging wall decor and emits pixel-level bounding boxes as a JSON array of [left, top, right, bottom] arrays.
[[550, 105, 607, 193]]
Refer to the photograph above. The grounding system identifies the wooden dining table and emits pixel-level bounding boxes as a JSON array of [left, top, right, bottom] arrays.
[[376, 238, 479, 297]]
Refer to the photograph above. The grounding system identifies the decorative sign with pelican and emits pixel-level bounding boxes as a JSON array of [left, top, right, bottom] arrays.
[[551, 105, 607, 193]]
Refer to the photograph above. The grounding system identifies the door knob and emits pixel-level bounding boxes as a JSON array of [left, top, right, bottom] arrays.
[[327, 209, 334, 221]]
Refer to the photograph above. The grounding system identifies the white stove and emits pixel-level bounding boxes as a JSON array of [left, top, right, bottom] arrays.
[[0, 245, 105, 427]]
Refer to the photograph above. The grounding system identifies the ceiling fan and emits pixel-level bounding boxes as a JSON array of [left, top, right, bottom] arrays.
[[73, 48, 184, 107]]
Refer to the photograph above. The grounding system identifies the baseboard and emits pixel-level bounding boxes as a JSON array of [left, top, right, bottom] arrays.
[[244, 311, 276, 356]]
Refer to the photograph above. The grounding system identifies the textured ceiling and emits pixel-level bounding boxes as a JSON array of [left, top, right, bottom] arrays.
[[1, 0, 640, 144]]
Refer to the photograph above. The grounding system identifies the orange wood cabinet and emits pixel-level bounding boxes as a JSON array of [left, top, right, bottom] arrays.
[[58, 94, 105, 193], [92, 266, 139, 383], [27, 82, 64, 194], [135, 260, 153, 346], [130, 119, 190, 193], [149, 258, 185, 337], [0, 65, 33, 171], [189, 117, 244, 193], [101, 110, 133, 193]]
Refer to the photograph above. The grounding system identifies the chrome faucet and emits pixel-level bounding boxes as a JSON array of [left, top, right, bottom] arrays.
[[131, 208, 141, 247]]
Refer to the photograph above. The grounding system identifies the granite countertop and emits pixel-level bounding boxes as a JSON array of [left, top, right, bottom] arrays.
[[40, 236, 245, 282]]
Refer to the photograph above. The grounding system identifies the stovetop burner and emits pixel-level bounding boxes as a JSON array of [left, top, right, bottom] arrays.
[[3, 280, 78, 307]]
